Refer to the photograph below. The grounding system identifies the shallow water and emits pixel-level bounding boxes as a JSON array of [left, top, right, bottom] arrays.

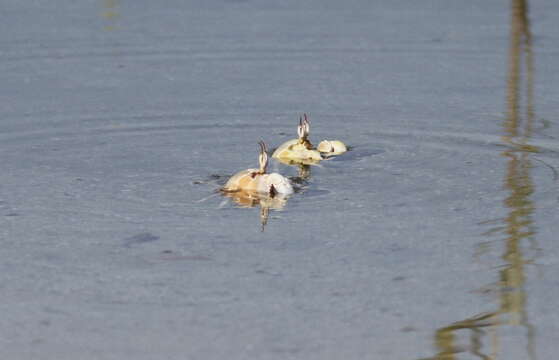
[[1, 0, 558, 359]]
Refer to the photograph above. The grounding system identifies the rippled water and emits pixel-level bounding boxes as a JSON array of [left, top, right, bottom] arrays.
[[1, 1, 558, 359]]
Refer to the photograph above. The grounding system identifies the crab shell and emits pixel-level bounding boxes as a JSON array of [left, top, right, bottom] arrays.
[[275, 156, 321, 167], [317, 140, 347, 155], [272, 140, 323, 162], [223, 169, 294, 196]]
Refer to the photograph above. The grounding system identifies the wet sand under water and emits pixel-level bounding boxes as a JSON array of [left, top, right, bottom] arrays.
[[1, 1, 558, 359]]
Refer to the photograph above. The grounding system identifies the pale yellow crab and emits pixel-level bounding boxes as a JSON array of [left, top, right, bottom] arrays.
[[222, 141, 293, 196], [272, 114, 323, 162], [272, 114, 347, 162]]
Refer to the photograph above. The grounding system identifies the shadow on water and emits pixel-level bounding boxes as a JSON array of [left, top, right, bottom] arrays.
[[421, 1, 539, 359]]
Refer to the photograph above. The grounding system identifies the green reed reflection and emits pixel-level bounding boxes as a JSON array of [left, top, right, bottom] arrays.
[[423, 1, 538, 359], [101, 0, 119, 31]]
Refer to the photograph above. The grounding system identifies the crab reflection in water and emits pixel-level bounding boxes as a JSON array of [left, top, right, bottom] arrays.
[[221, 189, 290, 231]]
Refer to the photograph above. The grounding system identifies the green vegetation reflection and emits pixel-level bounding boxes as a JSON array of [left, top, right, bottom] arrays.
[[422, 1, 538, 359], [101, 0, 119, 31]]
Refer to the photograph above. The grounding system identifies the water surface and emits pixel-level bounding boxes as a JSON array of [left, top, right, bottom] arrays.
[[1, 1, 558, 359]]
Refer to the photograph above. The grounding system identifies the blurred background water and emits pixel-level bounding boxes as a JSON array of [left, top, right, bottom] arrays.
[[1, 1, 558, 359]]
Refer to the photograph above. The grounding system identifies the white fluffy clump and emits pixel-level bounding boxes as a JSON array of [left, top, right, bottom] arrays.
[[317, 140, 347, 155], [257, 173, 294, 195]]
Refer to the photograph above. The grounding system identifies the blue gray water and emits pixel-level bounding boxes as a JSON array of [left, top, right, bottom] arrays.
[[1, 0, 558, 359]]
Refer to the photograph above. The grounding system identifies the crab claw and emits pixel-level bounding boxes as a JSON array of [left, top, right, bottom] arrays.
[[258, 140, 269, 174], [302, 113, 310, 137], [297, 116, 305, 140], [258, 140, 268, 154]]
